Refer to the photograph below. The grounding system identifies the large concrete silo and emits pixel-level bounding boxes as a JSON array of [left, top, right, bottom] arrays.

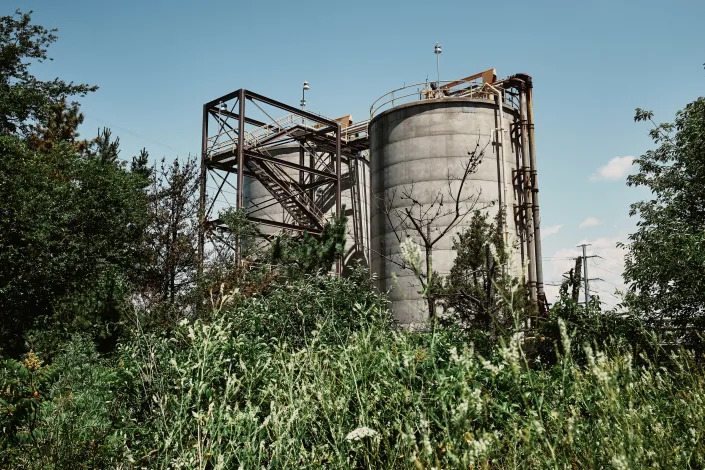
[[369, 82, 539, 326]]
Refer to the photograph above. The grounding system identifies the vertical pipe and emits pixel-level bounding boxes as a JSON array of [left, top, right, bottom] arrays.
[[519, 88, 536, 301], [197, 104, 208, 277], [494, 89, 508, 245], [336, 123, 342, 276], [236, 90, 246, 265], [526, 84, 546, 312], [582, 244, 589, 308]]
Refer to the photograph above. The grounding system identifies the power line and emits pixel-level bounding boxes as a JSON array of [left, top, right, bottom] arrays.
[[590, 259, 624, 277], [590, 286, 621, 300], [593, 278, 624, 291], [593, 255, 625, 269]]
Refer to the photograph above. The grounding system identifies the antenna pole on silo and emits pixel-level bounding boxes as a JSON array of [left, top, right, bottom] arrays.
[[434, 42, 442, 87], [301, 81, 309, 109]]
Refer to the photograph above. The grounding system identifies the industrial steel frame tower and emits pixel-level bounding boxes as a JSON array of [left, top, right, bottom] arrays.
[[197, 89, 369, 276]]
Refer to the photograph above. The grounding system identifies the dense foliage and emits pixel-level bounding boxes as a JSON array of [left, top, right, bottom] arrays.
[[0, 9, 96, 137], [440, 210, 533, 338], [3, 293, 704, 469], [0, 135, 148, 356], [623, 100, 705, 347]]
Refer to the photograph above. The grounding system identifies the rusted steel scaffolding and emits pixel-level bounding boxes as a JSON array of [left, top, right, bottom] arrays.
[[198, 89, 369, 276]]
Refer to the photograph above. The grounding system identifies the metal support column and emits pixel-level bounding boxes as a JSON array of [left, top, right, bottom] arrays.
[[335, 123, 342, 276], [198, 104, 208, 276], [299, 147, 305, 185], [236, 90, 246, 264]]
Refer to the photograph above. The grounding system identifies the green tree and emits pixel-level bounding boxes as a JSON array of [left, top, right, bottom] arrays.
[[0, 135, 149, 356], [139, 156, 199, 314], [0, 9, 96, 136], [269, 212, 348, 278], [622, 99, 705, 346], [26, 98, 89, 153], [440, 210, 532, 338]]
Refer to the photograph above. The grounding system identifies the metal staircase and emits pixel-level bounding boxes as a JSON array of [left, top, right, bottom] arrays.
[[245, 154, 323, 230]]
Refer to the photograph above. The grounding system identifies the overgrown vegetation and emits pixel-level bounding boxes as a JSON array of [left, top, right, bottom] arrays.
[[3, 296, 705, 468], [623, 100, 705, 350], [2, 9, 705, 469]]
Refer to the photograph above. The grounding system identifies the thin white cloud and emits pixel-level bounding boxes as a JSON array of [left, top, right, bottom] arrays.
[[542, 224, 563, 238], [590, 156, 635, 181], [578, 217, 603, 229]]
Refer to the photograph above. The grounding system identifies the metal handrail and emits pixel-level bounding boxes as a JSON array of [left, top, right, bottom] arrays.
[[369, 78, 523, 119]]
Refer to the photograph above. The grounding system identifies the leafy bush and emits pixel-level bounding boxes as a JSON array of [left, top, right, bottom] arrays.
[[3, 274, 705, 469], [1, 337, 138, 468], [537, 283, 660, 365], [221, 264, 391, 349]]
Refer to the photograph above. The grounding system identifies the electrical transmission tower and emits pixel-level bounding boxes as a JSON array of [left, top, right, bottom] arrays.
[[577, 243, 598, 309]]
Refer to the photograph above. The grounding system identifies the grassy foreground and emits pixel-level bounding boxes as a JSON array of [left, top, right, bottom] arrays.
[[2, 276, 704, 469]]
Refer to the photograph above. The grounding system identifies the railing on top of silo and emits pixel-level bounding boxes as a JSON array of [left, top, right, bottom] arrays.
[[369, 76, 521, 120]]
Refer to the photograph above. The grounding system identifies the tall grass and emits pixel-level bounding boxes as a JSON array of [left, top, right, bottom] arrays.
[[3, 275, 704, 469], [123, 309, 705, 469]]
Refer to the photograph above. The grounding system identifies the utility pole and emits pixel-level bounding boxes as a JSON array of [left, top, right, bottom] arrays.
[[577, 244, 597, 309]]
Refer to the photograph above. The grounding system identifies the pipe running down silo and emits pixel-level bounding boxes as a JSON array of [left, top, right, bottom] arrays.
[[525, 81, 546, 313]]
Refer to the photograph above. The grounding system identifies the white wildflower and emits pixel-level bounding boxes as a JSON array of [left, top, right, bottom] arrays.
[[345, 426, 378, 441], [471, 387, 483, 413], [531, 419, 544, 435], [468, 433, 493, 459], [611, 454, 629, 470], [558, 318, 571, 353], [449, 346, 460, 363], [400, 237, 421, 272], [652, 421, 664, 437], [480, 358, 504, 376], [456, 401, 469, 415], [499, 337, 521, 369]]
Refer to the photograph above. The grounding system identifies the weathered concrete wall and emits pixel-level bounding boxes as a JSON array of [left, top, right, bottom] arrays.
[[369, 98, 523, 326]]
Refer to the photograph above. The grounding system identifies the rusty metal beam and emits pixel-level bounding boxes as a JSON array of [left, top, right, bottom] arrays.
[[245, 90, 338, 127]]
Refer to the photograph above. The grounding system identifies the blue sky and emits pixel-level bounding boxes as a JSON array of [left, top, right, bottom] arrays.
[[15, 0, 704, 306]]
